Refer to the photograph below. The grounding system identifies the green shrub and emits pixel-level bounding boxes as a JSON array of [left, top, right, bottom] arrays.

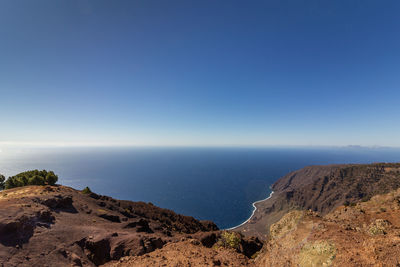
[[45, 171, 58, 185], [3, 170, 58, 189], [216, 231, 241, 250], [0, 174, 5, 190], [28, 175, 45, 186], [368, 219, 390, 235], [82, 186, 92, 194]]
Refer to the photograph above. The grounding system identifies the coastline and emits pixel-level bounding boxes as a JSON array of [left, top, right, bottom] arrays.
[[226, 190, 274, 230]]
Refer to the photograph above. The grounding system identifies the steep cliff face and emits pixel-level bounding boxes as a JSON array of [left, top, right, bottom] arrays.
[[237, 163, 400, 239], [272, 163, 400, 214], [256, 187, 400, 266]]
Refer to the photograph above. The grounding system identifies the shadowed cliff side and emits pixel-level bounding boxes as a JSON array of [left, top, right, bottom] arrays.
[[237, 163, 400, 239]]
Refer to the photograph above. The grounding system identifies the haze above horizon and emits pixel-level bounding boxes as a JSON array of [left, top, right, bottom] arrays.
[[1, 1, 400, 147]]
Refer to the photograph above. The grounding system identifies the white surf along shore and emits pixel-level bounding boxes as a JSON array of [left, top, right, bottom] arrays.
[[226, 190, 274, 230]]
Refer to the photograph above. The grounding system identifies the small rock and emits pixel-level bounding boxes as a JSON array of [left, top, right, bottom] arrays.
[[213, 259, 221, 266], [190, 239, 200, 245]]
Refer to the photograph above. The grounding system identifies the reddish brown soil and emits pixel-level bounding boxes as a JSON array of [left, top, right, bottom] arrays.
[[257, 188, 400, 266], [0, 185, 261, 267], [104, 239, 256, 267]]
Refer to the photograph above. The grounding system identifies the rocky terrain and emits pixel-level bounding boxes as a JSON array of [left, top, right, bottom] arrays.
[[0, 185, 262, 267], [2, 162, 400, 266], [237, 163, 400, 239], [257, 187, 400, 266], [105, 238, 258, 267]]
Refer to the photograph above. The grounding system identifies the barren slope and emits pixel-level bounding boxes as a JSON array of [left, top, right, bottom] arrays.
[[257, 187, 400, 266], [238, 163, 400, 239]]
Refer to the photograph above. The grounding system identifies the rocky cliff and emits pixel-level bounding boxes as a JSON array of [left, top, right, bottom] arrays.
[[257, 187, 400, 266], [0, 185, 262, 267], [237, 163, 400, 239], [2, 162, 400, 266]]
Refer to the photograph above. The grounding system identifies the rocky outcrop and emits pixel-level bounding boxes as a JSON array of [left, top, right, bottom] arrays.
[[256, 187, 400, 266], [0, 185, 260, 267], [104, 238, 260, 267], [0, 185, 221, 266], [237, 163, 400, 239]]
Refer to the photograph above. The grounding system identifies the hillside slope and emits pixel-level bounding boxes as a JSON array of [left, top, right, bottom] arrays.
[[237, 163, 400, 239], [0, 185, 261, 267], [257, 187, 400, 266]]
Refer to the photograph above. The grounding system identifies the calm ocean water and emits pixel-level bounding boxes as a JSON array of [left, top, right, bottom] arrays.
[[1, 146, 399, 229]]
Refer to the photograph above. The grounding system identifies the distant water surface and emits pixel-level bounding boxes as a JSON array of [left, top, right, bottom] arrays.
[[0, 146, 399, 229]]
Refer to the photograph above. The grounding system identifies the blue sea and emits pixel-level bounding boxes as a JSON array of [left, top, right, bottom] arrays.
[[1, 146, 400, 229]]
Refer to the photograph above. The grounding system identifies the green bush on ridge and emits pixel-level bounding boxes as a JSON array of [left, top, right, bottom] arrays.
[[216, 231, 241, 250], [0, 170, 58, 190], [0, 174, 5, 190], [82, 186, 92, 194]]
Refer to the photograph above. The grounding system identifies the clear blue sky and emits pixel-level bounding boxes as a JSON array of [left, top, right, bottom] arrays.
[[1, 0, 399, 147]]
